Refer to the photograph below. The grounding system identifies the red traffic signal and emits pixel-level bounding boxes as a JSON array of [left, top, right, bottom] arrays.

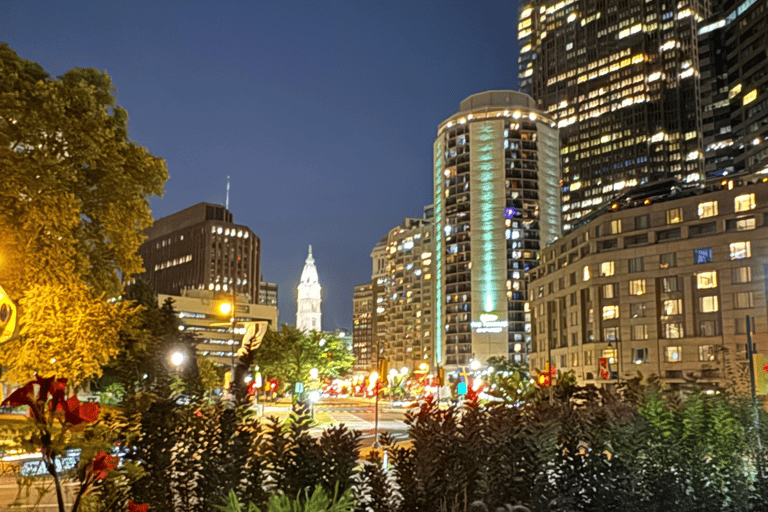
[[537, 373, 551, 387]]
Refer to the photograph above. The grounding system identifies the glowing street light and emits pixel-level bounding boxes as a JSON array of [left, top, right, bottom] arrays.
[[170, 350, 185, 369], [309, 367, 319, 380], [219, 301, 233, 316], [470, 359, 481, 371]]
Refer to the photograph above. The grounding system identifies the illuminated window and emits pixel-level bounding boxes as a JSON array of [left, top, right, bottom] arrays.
[[608, 219, 621, 234], [600, 261, 615, 276], [603, 283, 617, 299], [602, 305, 620, 320], [629, 279, 646, 295], [694, 248, 713, 264], [729, 241, 751, 260], [696, 271, 718, 289], [666, 345, 682, 362], [663, 299, 683, 316], [666, 208, 683, 224], [583, 266, 591, 281], [699, 345, 716, 362], [735, 193, 755, 212], [734, 292, 754, 309], [733, 266, 752, 283], [699, 295, 719, 313], [698, 201, 718, 218], [664, 321, 684, 339]]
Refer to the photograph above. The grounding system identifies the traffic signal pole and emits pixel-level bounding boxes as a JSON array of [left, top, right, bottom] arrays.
[[747, 316, 764, 480]]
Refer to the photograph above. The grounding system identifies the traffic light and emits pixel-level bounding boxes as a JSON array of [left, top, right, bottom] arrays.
[[438, 367, 445, 386], [536, 372, 551, 387], [223, 371, 232, 390]]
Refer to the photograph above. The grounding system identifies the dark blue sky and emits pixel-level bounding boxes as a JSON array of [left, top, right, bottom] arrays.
[[4, 0, 521, 330]]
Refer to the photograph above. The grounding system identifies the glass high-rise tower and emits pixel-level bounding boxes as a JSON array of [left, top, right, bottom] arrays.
[[433, 91, 561, 369], [519, 0, 707, 231]]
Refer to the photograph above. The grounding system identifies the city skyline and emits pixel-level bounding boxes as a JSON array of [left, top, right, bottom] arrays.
[[3, 0, 521, 330]]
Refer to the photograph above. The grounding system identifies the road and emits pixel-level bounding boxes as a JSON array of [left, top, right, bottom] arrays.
[[261, 396, 412, 449], [0, 397, 411, 509]]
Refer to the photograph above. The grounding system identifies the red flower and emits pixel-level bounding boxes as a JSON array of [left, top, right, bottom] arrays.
[[89, 451, 119, 480], [58, 395, 100, 425], [127, 500, 149, 512], [1, 376, 99, 426]]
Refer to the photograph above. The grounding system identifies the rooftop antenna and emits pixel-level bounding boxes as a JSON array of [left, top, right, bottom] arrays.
[[226, 175, 230, 210]]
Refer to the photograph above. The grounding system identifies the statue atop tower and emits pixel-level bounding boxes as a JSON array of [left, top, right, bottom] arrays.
[[296, 245, 322, 332]]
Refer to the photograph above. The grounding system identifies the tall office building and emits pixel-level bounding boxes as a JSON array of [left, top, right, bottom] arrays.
[[518, 0, 706, 231], [138, 202, 261, 302], [699, 0, 768, 180], [433, 91, 561, 370], [296, 245, 322, 332]]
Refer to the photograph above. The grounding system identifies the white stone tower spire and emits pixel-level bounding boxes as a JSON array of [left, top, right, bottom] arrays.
[[296, 245, 322, 332]]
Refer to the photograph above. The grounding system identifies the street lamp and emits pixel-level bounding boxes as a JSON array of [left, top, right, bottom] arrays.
[[170, 350, 185, 369]]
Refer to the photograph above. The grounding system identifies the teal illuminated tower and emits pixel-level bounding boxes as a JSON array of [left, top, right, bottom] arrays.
[[433, 91, 561, 369]]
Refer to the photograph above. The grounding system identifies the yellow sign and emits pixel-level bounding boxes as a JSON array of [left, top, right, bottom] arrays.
[[753, 354, 768, 396], [0, 284, 18, 344]]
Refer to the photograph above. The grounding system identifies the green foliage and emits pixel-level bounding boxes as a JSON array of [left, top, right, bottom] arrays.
[[198, 354, 226, 393], [254, 326, 354, 394], [485, 357, 535, 404], [0, 44, 168, 385], [217, 485, 354, 512]]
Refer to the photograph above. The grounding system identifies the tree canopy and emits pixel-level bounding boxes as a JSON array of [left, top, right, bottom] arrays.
[[254, 326, 354, 394], [0, 44, 168, 384]]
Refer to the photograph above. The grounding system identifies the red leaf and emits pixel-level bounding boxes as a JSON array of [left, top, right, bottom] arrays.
[[90, 451, 119, 480], [127, 500, 150, 512]]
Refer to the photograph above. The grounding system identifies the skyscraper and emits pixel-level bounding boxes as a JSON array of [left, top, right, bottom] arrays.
[[378, 215, 434, 372], [519, 0, 706, 231], [433, 91, 561, 369], [699, 0, 768, 180], [138, 202, 260, 302], [296, 245, 322, 332]]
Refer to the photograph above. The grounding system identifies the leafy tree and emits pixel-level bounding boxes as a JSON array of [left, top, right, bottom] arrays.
[[198, 354, 226, 394], [102, 280, 201, 398], [254, 327, 354, 394], [0, 44, 168, 385], [485, 356, 535, 404]]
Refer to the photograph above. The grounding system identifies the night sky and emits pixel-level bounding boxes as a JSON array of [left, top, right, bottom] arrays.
[[3, 0, 521, 330]]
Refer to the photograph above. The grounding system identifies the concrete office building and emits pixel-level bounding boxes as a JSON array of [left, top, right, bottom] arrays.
[[352, 238, 389, 373], [527, 178, 768, 390], [433, 91, 561, 370], [164, 289, 277, 367], [258, 281, 278, 308], [138, 203, 261, 303], [518, 0, 706, 231]]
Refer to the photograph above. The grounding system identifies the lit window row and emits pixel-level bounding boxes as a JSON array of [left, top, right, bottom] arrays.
[[154, 254, 192, 271], [211, 225, 249, 238]]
